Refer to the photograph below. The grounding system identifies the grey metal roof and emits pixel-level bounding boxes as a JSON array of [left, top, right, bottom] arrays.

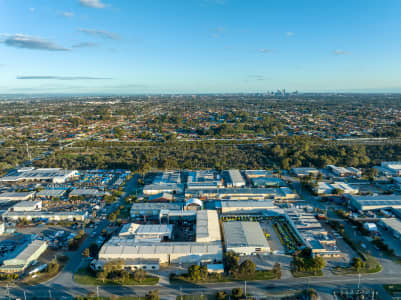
[[223, 222, 269, 248], [131, 202, 182, 211], [220, 200, 275, 208], [37, 189, 66, 197], [381, 218, 401, 234], [353, 195, 401, 202], [227, 170, 245, 185]]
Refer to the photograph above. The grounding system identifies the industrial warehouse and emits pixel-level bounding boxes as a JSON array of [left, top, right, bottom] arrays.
[[222, 221, 271, 255], [1, 164, 401, 300], [0, 168, 78, 184], [97, 210, 223, 268], [350, 195, 401, 211], [0, 240, 48, 273]]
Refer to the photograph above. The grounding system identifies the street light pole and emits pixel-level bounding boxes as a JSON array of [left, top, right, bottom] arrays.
[[357, 273, 361, 289], [244, 280, 247, 297]]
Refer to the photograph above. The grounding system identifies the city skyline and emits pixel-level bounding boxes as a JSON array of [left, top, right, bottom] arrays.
[[1, 0, 401, 94]]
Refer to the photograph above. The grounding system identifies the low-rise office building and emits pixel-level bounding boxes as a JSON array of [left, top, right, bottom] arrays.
[[119, 224, 173, 242], [92, 258, 160, 272], [285, 208, 342, 258], [99, 239, 223, 265]]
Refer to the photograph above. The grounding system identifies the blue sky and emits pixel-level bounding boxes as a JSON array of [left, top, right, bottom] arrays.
[[1, 0, 401, 94]]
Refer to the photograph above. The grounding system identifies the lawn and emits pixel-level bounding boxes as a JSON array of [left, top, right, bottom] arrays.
[[171, 270, 278, 284], [21, 256, 69, 285], [384, 284, 401, 296], [74, 268, 159, 286], [176, 295, 215, 300], [75, 297, 146, 300], [291, 270, 323, 278], [331, 254, 382, 275]]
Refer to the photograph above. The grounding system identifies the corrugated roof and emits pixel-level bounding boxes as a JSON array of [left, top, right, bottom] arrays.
[[223, 222, 270, 248]]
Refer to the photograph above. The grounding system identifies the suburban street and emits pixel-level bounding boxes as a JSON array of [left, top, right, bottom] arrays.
[[3, 268, 400, 299]]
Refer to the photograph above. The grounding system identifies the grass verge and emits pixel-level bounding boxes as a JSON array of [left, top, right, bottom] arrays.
[[383, 284, 401, 296], [171, 270, 278, 284], [74, 267, 159, 286], [291, 270, 323, 278], [21, 255, 69, 285]]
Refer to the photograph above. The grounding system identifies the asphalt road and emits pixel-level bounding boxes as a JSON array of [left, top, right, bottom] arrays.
[[1, 175, 141, 300], [5, 269, 401, 300]]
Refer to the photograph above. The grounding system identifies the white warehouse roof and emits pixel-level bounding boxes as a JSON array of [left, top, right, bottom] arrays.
[[223, 221, 270, 249]]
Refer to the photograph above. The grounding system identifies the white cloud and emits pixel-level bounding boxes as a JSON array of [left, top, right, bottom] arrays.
[[259, 48, 273, 53], [17, 76, 111, 80], [61, 12, 74, 18], [286, 32, 294, 37], [1, 34, 70, 51], [333, 49, 350, 55], [79, 0, 107, 8], [29, 8, 35, 13], [72, 42, 98, 48], [248, 75, 265, 81], [78, 28, 120, 40], [211, 27, 225, 38]]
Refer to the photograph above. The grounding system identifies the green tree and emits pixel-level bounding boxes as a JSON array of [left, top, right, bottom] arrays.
[[351, 257, 365, 272], [232, 288, 243, 299], [273, 263, 281, 279], [82, 248, 90, 258], [133, 268, 146, 283], [200, 265, 208, 280], [145, 289, 160, 300], [224, 251, 240, 274], [188, 265, 201, 281], [216, 291, 227, 300], [312, 256, 326, 272], [108, 213, 117, 222], [238, 260, 256, 277], [96, 271, 107, 283]]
